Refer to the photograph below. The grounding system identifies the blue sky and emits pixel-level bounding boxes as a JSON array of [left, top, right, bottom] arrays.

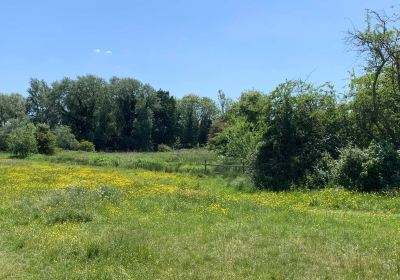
[[0, 0, 396, 99]]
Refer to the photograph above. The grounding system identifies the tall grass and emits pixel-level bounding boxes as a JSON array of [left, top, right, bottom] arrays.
[[28, 149, 243, 176], [1, 159, 400, 278]]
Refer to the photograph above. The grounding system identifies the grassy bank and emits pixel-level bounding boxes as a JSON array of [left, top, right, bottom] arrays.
[[1, 157, 400, 279]]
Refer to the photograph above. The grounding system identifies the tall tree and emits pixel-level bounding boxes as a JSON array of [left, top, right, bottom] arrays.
[[132, 84, 156, 151], [178, 94, 218, 147], [0, 93, 26, 126], [94, 86, 117, 150], [217, 90, 233, 117], [250, 80, 344, 190], [110, 77, 141, 150], [27, 79, 61, 127], [347, 9, 400, 146], [63, 75, 107, 143], [152, 90, 178, 147], [198, 97, 218, 145]]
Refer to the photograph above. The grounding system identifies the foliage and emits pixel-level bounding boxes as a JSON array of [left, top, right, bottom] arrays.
[[54, 125, 79, 150], [6, 121, 37, 158], [78, 140, 96, 152], [178, 95, 219, 147], [157, 144, 172, 152], [25, 76, 220, 152], [35, 123, 56, 155], [347, 9, 400, 146], [27, 79, 60, 127], [206, 9, 400, 192], [249, 81, 344, 190], [209, 119, 261, 165], [217, 89, 233, 117], [152, 90, 178, 147], [0, 93, 26, 126], [333, 141, 400, 191], [132, 86, 154, 151], [304, 152, 335, 189], [0, 118, 26, 151]]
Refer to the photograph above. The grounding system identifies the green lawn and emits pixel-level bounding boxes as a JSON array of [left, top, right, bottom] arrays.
[[0, 152, 400, 279]]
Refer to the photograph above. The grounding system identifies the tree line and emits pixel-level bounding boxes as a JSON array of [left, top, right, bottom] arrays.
[[1, 76, 222, 152]]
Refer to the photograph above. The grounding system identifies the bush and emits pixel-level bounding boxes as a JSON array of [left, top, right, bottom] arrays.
[[35, 124, 56, 155], [333, 142, 400, 191], [157, 144, 172, 152], [305, 153, 335, 189], [54, 125, 79, 150], [78, 140, 95, 152], [210, 119, 261, 166], [333, 145, 367, 190], [6, 121, 37, 158], [0, 118, 28, 151]]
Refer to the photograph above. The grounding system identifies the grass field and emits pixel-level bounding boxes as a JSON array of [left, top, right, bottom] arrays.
[[21, 149, 241, 176], [1, 152, 400, 279]]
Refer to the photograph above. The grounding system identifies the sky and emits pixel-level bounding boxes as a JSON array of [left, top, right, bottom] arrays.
[[0, 0, 397, 99]]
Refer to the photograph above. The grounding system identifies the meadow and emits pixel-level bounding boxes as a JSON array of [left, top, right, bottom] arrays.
[[1, 151, 400, 279], [25, 149, 231, 175]]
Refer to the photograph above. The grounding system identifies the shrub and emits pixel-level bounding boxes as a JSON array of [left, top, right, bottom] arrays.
[[305, 152, 335, 189], [333, 142, 400, 191], [158, 144, 172, 152], [250, 81, 343, 191], [173, 137, 182, 150], [35, 123, 56, 155], [6, 121, 37, 158], [0, 118, 28, 151], [333, 145, 367, 190], [54, 125, 79, 150], [210, 119, 261, 166], [78, 140, 96, 152]]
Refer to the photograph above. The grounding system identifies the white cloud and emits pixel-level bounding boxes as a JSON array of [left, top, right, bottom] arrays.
[[93, 49, 112, 55]]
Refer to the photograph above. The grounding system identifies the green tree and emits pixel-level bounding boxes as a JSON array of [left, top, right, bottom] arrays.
[[35, 123, 56, 155], [7, 121, 37, 158], [347, 9, 400, 146], [110, 77, 141, 150], [78, 140, 96, 152], [198, 97, 218, 145], [0, 93, 26, 126], [133, 98, 154, 151], [54, 125, 79, 150], [27, 79, 62, 127], [63, 75, 107, 142], [210, 118, 261, 165], [178, 94, 218, 147], [94, 86, 117, 150], [252, 80, 345, 190], [152, 90, 178, 147], [217, 90, 233, 117]]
